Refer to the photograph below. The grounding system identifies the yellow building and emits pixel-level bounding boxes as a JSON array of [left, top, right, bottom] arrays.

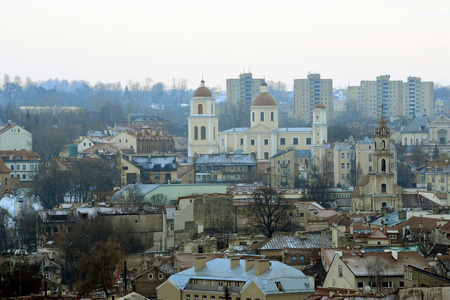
[[294, 73, 333, 123], [218, 83, 327, 161], [156, 257, 314, 300]]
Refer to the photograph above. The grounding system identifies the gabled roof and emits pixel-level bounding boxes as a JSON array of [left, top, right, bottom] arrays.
[[0, 157, 11, 173], [166, 258, 314, 294], [339, 251, 429, 277], [401, 115, 437, 134]]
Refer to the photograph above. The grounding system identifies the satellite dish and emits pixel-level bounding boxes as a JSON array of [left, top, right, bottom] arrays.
[[364, 285, 371, 292]]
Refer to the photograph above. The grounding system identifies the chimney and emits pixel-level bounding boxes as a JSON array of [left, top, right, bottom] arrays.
[[194, 256, 207, 272], [255, 259, 270, 275], [392, 249, 398, 261], [230, 258, 240, 269], [245, 259, 255, 271]]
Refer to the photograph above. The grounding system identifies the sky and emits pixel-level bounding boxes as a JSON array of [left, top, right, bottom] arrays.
[[1, 0, 450, 90]]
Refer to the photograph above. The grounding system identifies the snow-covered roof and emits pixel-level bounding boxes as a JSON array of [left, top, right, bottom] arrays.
[[166, 258, 314, 295]]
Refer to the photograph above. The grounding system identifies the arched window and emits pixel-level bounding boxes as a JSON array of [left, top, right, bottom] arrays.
[[382, 140, 386, 150], [201, 126, 206, 140], [211, 104, 213, 114], [404, 138, 407, 145], [260, 112, 265, 121], [194, 126, 198, 140], [4, 178, 7, 186], [381, 184, 387, 193], [252, 112, 255, 122], [381, 159, 386, 172], [198, 104, 203, 114], [271, 112, 274, 121], [382, 202, 387, 207]]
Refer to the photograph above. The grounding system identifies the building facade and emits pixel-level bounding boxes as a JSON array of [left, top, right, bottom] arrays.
[[0, 150, 41, 181], [294, 73, 333, 123], [348, 75, 434, 120]]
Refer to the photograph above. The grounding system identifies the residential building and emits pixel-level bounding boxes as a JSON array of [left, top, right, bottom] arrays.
[[351, 116, 402, 211], [0, 123, 32, 151], [415, 162, 450, 194], [72, 136, 95, 154], [0, 150, 41, 181], [323, 251, 430, 293], [188, 80, 219, 157], [270, 149, 298, 189], [294, 73, 333, 123], [348, 75, 434, 120], [131, 261, 175, 298], [118, 156, 141, 186], [195, 153, 257, 184], [156, 257, 314, 300], [130, 155, 179, 184], [226, 72, 264, 108]]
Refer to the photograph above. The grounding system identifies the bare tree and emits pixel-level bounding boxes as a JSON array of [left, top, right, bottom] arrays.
[[366, 256, 388, 293], [247, 187, 294, 238], [119, 184, 145, 206], [149, 193, 167, 213]]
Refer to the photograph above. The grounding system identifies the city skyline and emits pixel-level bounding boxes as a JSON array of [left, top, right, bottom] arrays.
[[1, 0, 449, 90]]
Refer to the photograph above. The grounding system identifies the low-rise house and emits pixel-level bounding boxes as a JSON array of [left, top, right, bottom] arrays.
[[157, 257, 314, 300], [111, 127, 175, 155], [404, 264, 450, 288], [323, 250, 430, 293], [0, 123, 32, 151]]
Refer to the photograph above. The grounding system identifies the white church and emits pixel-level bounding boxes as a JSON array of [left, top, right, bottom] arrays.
[[188, 80, 328, 161]]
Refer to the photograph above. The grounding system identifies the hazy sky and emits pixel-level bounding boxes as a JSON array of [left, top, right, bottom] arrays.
[[1, 0, 450, 90]]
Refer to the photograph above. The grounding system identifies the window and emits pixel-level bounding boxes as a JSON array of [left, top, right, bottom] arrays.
[[264, 152, 269, 159], [194, 126, 198, 140], [194, 296, 199, 300], [306, 138, 311, 145], [271, 112, 274, 121], [357, 282, 364, 288], [381, 184, 386, 193], [280, 138, 285, 145], [399, 281, 404, 287], [170, 223, 174, 230], [17, 165, 20, 171], [235, 281, 239, 287], [338, 265, 343, 277], [293, 138, 298, 145], [10, 165, 14, 170], [264, 139, 269, 145], [155, 173, 160, 179], [158, 273, 163, 279], [250, 139, 255, 146], [252, 112, 255, 122], [341, 163, 345, 169], [369, 154, 372, 162], [240, 138, 244, 146], [186, 296, 190, 300], [381, 159, 386, 172], [260, 112, 264, 121], [201, 126, 206, 140], [44, 273, 50, 278], [202, 296, 207, 300], [198, 104, 203, 114], [382, 281, 393, 288], [148, 274, 153, 280], [341, 153, 345, 159], [22, 174, 26, 179]]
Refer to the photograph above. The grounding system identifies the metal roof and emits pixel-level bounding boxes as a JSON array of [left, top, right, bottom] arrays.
[[261, 234, 332, 250], [166, 258, 314, 294]]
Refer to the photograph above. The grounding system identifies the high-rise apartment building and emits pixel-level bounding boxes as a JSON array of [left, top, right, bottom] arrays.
[[294, 73, 333, 124], [348, 75, 434, 120], [226, 72, 264, 107]]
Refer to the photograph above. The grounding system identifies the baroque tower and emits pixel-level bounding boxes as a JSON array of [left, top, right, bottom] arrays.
[[351, 116, 402, 211], [187, 80, 219, 157]]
